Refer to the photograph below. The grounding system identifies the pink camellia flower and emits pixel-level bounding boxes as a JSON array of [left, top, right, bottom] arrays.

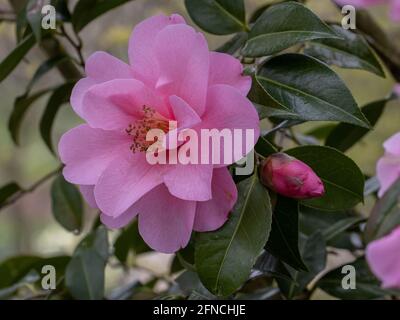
[[366, 226, 400, 289], [260, 153, 325, 200], [376, 132, 400, 197], [58, 14, 259, 253], [335, 0, 400, 22]]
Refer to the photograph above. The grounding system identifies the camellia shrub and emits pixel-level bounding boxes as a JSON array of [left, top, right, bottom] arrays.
[[0, 0, 399, 300]]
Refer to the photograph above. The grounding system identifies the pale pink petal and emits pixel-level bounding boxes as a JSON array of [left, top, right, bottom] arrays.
[[79, 185, 97, 208], [154, 24, 209, 117], [94, 153, 163, 217], [383, 132, 400, 156], [377, 155, 400, 197], [209, 52, 251, 96], [129, 14, 186, 87], [170, 95, 201, 129], [196, 84, 260, 166], [136, 184, 195, 253], [82, 78, 170, 131], [366, 226, 400, 289], [71, 51, 133, 119], [100, 207, 139, 229], [163, 164, 213, 201], [58, 125, 131, 185], [194, 167, 237, 232], [391, 0, 400, 22]]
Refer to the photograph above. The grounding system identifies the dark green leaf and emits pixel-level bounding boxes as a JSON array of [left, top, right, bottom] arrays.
[[322, 216, 364, 241], [40, 82, 74, 153], [26, 0, 44, 41], [254, 250, 293, 282], [365, 178, 400, 243], [0, 182, 21, 205], [257, 54, 370, 128], [305, 25, 384, 77], [243, 2, 339, 57], [216, 32, 248, 54], [195, 174, 273, 296], [72, 0, 134, 32], [0, 34, 36, 83], [305, 124, 336, 140], [317, 258, 393, 299], [65, 227, 108, 300], [325, 99, 389, 152], [287, 146, 365, 211], [185, 0, 247, 35], [8, 88, 52, 145], [265, 196, 307, 271], [51, 174, 83, 233], [255, 136, 278, 158], [52, 0, 72, 22], [114, 220, 150, 264]]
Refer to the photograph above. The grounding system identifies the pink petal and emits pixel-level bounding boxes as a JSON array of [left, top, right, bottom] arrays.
[[196, 84, 260, 166], [163, 164, 213, 201], [59, 125, 131, 185], [391, 0, 400, 21], [129, 14, 186, 87], [136, 184, 196, 253], [194, 167, 237, 232], [383, 132, 400, 156], [154, 24, 209, 117], [94, 153, 163, 217], [79, 185, 97, 208], [209, 52, 251, 96], [71, 51, 133, 118], [82, 79, 170, 131], [366, 226, 400, 289], [376, 155, 400, 197], [100, 207, 139, 229]]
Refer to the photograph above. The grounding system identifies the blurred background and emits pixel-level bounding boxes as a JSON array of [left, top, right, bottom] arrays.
[[0, 0, 399, 296]]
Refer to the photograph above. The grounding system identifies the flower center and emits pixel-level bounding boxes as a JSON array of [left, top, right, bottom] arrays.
[[126, 105, 170, 153]]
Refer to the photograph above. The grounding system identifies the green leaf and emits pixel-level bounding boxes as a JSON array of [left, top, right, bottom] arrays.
[[287, 146, 365, 211], [8, 88, 52, 145], [242, 2, 339, 57], [52, 0, 72, 22], [305, 124, 336, 140], [40, 82, 75, 153], [185, 0, 247, 35], [255, 136, 278, 158], [254, 250, 294, 282], [0, 34, 36, 83], [365, 178, 400, 243], [256, 54, 370, 128], [114, 220, 150, 263], [216, 32, 248, 54], [195, 174, 273, 296], [265, 197, 307, 271], [0, 182, 21, 205], [26, 0, 44, 42], [322, 216, 364, 241], [325, 99, 389, 152], [51, 174, 83, 233], [317, 258, 393, 299], [0, 270, 40, 299], [305, 25, 384, 77], [277, 232, 326, 299], [65, 227, 109, 300], [72, 0, 134, 32]]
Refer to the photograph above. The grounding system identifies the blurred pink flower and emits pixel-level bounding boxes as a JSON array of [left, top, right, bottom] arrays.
[[366, 226, 400, 289], [376, 132, 400, 197], [59, 14, 259, 253], [335, 0, 400, 22], [260, 153, 325, 200]]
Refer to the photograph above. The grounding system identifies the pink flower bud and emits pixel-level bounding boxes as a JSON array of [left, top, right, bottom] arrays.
[[260, 153, 325, 200]]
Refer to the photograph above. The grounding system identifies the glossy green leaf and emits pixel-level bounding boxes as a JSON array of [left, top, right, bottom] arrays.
[[65, 227, 109, 300], [0, 182, 21, 206], [195, 174, 272, 296], [365, 178, 400, 243], [72, 0, 134, 32], [243, 2, 339, 57], [185, 0, 247, 35], [0, 34, 36, 83], [305, 25, 384, 77], [318, 258, 393, 299], [265, 197, 307, 271], [51, 174, 83, 233], [114, 220, 150, 263], [40, 82, 75, 153], [325, 99, 389, 152], [254, 250, 293, 282], [287, 146, 365, 211], [255, 136, 278, 158], [216, 32, 248, 54], [257, 54, 370, 128], [8, 89, 52, 145]]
